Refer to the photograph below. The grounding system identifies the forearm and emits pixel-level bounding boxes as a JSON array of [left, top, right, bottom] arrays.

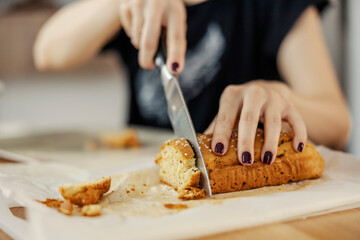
[[276, 6, 351, 149], [34, 0, 120, 71], [291, 92, 351, 150]]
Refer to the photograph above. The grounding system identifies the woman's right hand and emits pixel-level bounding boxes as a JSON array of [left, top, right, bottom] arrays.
[[118, 0, 187, 74]]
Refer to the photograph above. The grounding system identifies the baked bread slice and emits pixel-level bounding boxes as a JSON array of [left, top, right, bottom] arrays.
[[155, 129, 324, 197], [155, 138, 201, 190], [59, 176, 111, 206]]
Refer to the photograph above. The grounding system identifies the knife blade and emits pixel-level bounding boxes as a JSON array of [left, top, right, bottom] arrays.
[[155, 36, 212, 197]]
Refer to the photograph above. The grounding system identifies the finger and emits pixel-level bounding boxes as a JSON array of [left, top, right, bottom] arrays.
[[119, 2, 132, 37], [204, 116, 216, 135], [211, 86, 241, 155], [130, 0, 144, 49], [166, 2, 186, 74], [138, 0, 163, 69], [237, 86, 265, 165], [282, 107, 307, 153], [261, 102, 282, 165]]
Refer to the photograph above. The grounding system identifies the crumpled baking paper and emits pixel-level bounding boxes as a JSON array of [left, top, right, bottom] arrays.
[[0, 146, 360, 240]]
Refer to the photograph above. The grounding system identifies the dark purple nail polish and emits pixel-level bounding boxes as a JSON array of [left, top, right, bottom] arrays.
[[298, 142, 304, 152], [215, 142, 224, 154], [172, 62, 179, 72], [242, 151, 251, 164], [263, 151, 273, 165]]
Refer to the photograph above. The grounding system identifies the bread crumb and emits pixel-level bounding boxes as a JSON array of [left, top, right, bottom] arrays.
[[37, 198, 63, 208], [177, 187, 206, 200], [162, 203, 188, 209], [81, 204, 102, 217], [59, 199, 75, 216]]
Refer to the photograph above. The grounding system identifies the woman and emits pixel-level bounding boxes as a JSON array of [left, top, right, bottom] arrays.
[[34, 0, 351, 165]]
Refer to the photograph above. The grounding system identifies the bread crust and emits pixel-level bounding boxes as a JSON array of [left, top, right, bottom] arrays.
[[160, 138, 195, 160], [198, 129, 324, 194], [59, 177, 111, 206], [157, 129, 324, 196]]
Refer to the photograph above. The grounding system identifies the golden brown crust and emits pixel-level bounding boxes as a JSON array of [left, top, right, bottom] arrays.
[[198, 129, 324, 194], [37, 198, 63, 208], [59, 177, 111, 206], [177, 187, 206, 200], [160, 138, 194, 160], [157, 129, 324, 196], [100, 128, 141, 149], [154, 153, 162, 165]]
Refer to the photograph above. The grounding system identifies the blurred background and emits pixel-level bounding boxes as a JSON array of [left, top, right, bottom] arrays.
[[0, 0, 359, 156]]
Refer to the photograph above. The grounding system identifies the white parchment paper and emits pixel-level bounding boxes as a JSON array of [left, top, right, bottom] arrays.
[[0, 146, 360, 240]]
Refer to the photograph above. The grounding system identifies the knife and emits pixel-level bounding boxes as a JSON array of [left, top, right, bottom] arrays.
[[155, 34, 212, 197]]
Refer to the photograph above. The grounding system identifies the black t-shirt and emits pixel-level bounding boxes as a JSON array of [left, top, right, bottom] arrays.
[[104, 0, 328, 132]]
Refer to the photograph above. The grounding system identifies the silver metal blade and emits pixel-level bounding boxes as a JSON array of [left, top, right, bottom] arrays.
[[155, 56, 212, 197]]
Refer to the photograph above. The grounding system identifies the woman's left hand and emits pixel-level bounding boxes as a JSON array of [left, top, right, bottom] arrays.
[[205, 80, 307, 165]]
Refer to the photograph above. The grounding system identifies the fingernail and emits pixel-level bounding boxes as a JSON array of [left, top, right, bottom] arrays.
[[215, 142, 224, 154], [263, 151, 273, 165], [172, 62, 179, 72], [242, 151, 251, 164], [297, 142, 304, 152]]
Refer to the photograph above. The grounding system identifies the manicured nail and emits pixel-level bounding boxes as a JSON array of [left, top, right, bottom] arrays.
[[263, 151, 273, 165], [297, 142, 304, 152], [172, 62, 179, 72], [215, 142, 224, 154], [242, 151, 251, 164]]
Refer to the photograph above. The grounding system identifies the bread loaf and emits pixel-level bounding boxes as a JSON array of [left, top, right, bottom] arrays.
[[155, 129, 324, 197]]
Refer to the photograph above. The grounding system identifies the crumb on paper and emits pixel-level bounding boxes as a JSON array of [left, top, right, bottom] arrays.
[[59, 199, 75, 216], [177, 187, 206, 200], [37, 198, 63, 208], [162, 203, 188, 210], [37, 176, 111, 217], [81, 204, 102, 217]]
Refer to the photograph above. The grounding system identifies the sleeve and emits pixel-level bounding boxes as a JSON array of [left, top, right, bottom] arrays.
[[260, 0, 329, 59]]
